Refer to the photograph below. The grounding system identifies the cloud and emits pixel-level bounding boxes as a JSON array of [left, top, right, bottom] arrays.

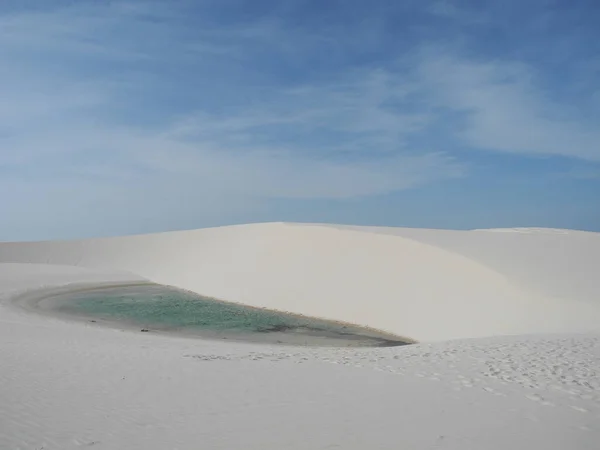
[[1, 0, 598, 239], [409, 49, 600, 161], [0, 2, 462, 207]]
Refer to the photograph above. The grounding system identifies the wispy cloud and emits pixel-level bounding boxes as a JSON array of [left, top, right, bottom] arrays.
[[1, 0, 599, 238], [0, 2, 461, 201], [412, 49, 600, 161]]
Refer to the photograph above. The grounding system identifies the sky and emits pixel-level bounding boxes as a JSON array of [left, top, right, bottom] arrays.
[[1, 0, 599, 241]]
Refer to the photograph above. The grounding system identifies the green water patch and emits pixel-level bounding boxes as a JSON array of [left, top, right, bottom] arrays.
[[52, 284, 410, 347]]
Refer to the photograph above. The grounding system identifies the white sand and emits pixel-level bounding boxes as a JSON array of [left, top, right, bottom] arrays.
[[1, 223, 599, 449], [2, 222, 600, 341]]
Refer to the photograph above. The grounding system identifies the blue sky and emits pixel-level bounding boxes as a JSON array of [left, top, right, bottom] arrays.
[[1, 0, 599, 240]]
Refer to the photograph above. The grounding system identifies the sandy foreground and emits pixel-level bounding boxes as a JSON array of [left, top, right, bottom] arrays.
[[1, 222, 599, 449]]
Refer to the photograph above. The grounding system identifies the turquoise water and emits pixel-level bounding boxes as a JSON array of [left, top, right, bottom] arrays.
[[54, 284, 409, 347]]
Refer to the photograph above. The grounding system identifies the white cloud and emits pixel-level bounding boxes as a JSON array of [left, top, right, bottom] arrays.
[[1, 1, 598, 239], [0, 3, 462, 212], [413, 50, 600, 161]]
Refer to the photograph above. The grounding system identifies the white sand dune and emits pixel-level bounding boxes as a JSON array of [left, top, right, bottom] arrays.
[[1, 223, 599, 449], [1, 222, 599, 341]]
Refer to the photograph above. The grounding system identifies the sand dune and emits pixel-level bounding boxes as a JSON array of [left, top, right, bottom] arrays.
[[1, 222, 600, 341], [1, 223, 600, 449], [334, 224, 600, 305]]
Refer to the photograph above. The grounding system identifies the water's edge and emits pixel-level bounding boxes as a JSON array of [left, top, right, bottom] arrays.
[[9, 282, 414, 348]]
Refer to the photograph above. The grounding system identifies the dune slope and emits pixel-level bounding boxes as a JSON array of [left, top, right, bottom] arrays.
[[1, 225, 600, 449], [1, 222, 599, 341]]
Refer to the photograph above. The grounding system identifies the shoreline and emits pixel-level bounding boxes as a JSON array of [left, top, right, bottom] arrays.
[[7, 281, 414, 348]]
